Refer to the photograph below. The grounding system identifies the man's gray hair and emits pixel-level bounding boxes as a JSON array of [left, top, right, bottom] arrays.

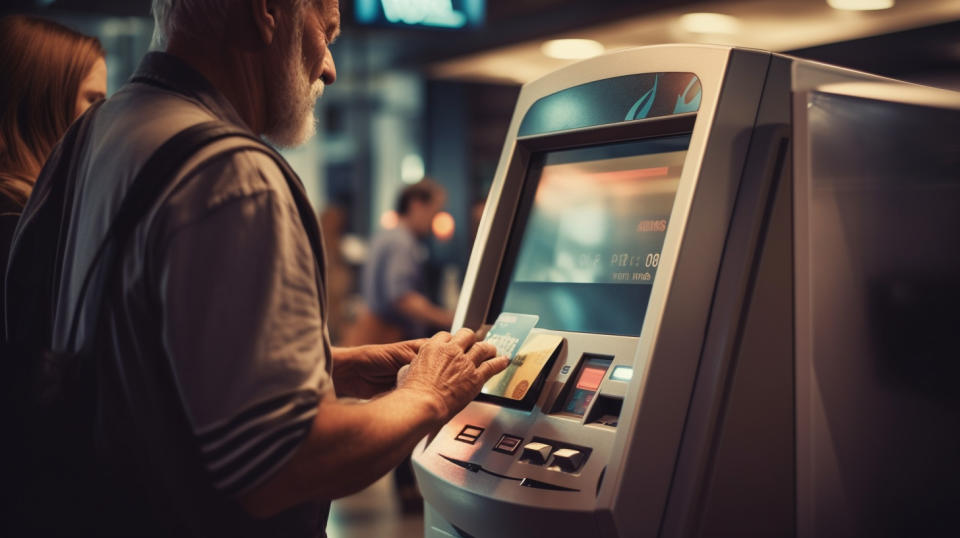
[[150, 0, 231, 49], [150, 0, 307, 50]]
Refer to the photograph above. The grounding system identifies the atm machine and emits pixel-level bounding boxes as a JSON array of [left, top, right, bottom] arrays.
[[411, 45, 960, 538]]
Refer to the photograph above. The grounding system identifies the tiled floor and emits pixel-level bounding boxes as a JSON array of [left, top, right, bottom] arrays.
[[327, 474, 424, 538]]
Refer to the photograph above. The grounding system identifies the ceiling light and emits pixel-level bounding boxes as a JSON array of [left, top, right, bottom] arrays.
[[827, 0, 895, 11], [541, 39, 605, 60], [679, 13, 741, 35]]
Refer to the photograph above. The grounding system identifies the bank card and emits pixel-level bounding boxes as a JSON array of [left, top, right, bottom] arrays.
[[482, 312, 539, 360], [499, 334, 564, 400], [482, 318, 562, 400]]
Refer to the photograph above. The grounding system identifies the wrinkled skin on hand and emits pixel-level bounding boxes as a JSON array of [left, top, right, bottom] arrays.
[[398, 328, 507, 422]]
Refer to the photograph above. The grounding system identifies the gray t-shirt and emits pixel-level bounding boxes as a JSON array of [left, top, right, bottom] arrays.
[[32, 53, 332, 536]]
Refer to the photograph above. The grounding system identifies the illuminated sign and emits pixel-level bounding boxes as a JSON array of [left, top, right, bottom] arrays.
[[355, 0, 485, 29]]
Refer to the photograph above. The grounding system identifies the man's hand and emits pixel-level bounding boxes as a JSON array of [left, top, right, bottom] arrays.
[[332, 339, 426, 399], [239, 328, 507, 517], [397, 328, 509, 423]]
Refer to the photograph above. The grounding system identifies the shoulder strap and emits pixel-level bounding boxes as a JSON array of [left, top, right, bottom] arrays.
[[234, 140, 331, 364], [66, 121, 330, 352], [164, 132, 330, 321], [65, 121, 264, 351], [126, 72, 328, 318], [218, 140, 328, 314]]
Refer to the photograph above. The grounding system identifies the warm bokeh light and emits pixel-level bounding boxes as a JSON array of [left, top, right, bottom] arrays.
[[679, 13, 742, 35], [541, 39, 605, 60], [380, 210, 399, 229], [827, 0, 895, 11], [432, 211, 455, 241]]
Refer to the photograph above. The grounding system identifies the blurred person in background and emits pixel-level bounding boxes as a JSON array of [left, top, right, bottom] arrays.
[[0, 14, 106, 297], [2, 0, 506, 536], [352, 179, 455, 346]]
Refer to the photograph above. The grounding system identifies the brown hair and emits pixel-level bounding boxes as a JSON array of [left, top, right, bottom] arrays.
[[397, 178, 445, 216], [0, 15, 104, 207]]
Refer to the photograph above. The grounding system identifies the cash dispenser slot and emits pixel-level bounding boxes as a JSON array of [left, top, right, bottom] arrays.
[[586, 395, 623, 428]]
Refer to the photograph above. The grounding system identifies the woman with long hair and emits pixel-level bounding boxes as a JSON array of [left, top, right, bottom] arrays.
[[0, 14, 106, 272]]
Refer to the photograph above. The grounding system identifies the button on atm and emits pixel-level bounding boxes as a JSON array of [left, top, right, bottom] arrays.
[[520, 442, 552, 465], [493, 435, 523, 455], [454, 425, 484, 445], [551, 448, 585, 473]]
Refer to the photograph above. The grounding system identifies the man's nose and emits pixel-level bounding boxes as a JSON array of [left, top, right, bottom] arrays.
[[322, 55, 337, 85]]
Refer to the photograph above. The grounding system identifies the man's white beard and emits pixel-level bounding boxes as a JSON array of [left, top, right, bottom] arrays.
[[264, 43, 324, 148]]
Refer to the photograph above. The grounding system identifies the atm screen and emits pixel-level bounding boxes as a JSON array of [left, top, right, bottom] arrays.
[[495, 135, 690, 336]]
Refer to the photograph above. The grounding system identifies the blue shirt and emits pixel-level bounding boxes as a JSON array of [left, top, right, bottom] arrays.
[[362, 225, 430, 338]]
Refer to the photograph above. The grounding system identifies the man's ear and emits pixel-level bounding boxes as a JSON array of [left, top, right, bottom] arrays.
[[250, 0, 279, 45]]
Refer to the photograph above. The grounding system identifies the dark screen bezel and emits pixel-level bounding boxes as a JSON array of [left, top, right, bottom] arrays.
[[485, 114, 697, 329]]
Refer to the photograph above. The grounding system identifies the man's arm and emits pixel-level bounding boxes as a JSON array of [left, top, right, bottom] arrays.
[[393, 291, 454, 330], [331, 340, 423, 399], [239, 329, 507, 517], [156, 154, 493, 514]]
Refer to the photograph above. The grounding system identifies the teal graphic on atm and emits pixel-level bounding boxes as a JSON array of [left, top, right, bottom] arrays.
[[518, 72, 701, 136]]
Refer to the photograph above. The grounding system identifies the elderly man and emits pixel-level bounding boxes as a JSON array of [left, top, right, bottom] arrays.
[[3, 0, 506, 536]]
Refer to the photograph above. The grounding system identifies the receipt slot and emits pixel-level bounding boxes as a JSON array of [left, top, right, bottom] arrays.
[[411, 45, 960, 538]]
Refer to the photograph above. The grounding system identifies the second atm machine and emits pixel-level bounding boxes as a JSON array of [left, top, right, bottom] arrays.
[[412, 45, 960, 538]]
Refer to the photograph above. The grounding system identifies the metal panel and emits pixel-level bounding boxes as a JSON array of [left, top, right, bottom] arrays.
[[660, 53, 794, 538], [794, 85, 960, 538]]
